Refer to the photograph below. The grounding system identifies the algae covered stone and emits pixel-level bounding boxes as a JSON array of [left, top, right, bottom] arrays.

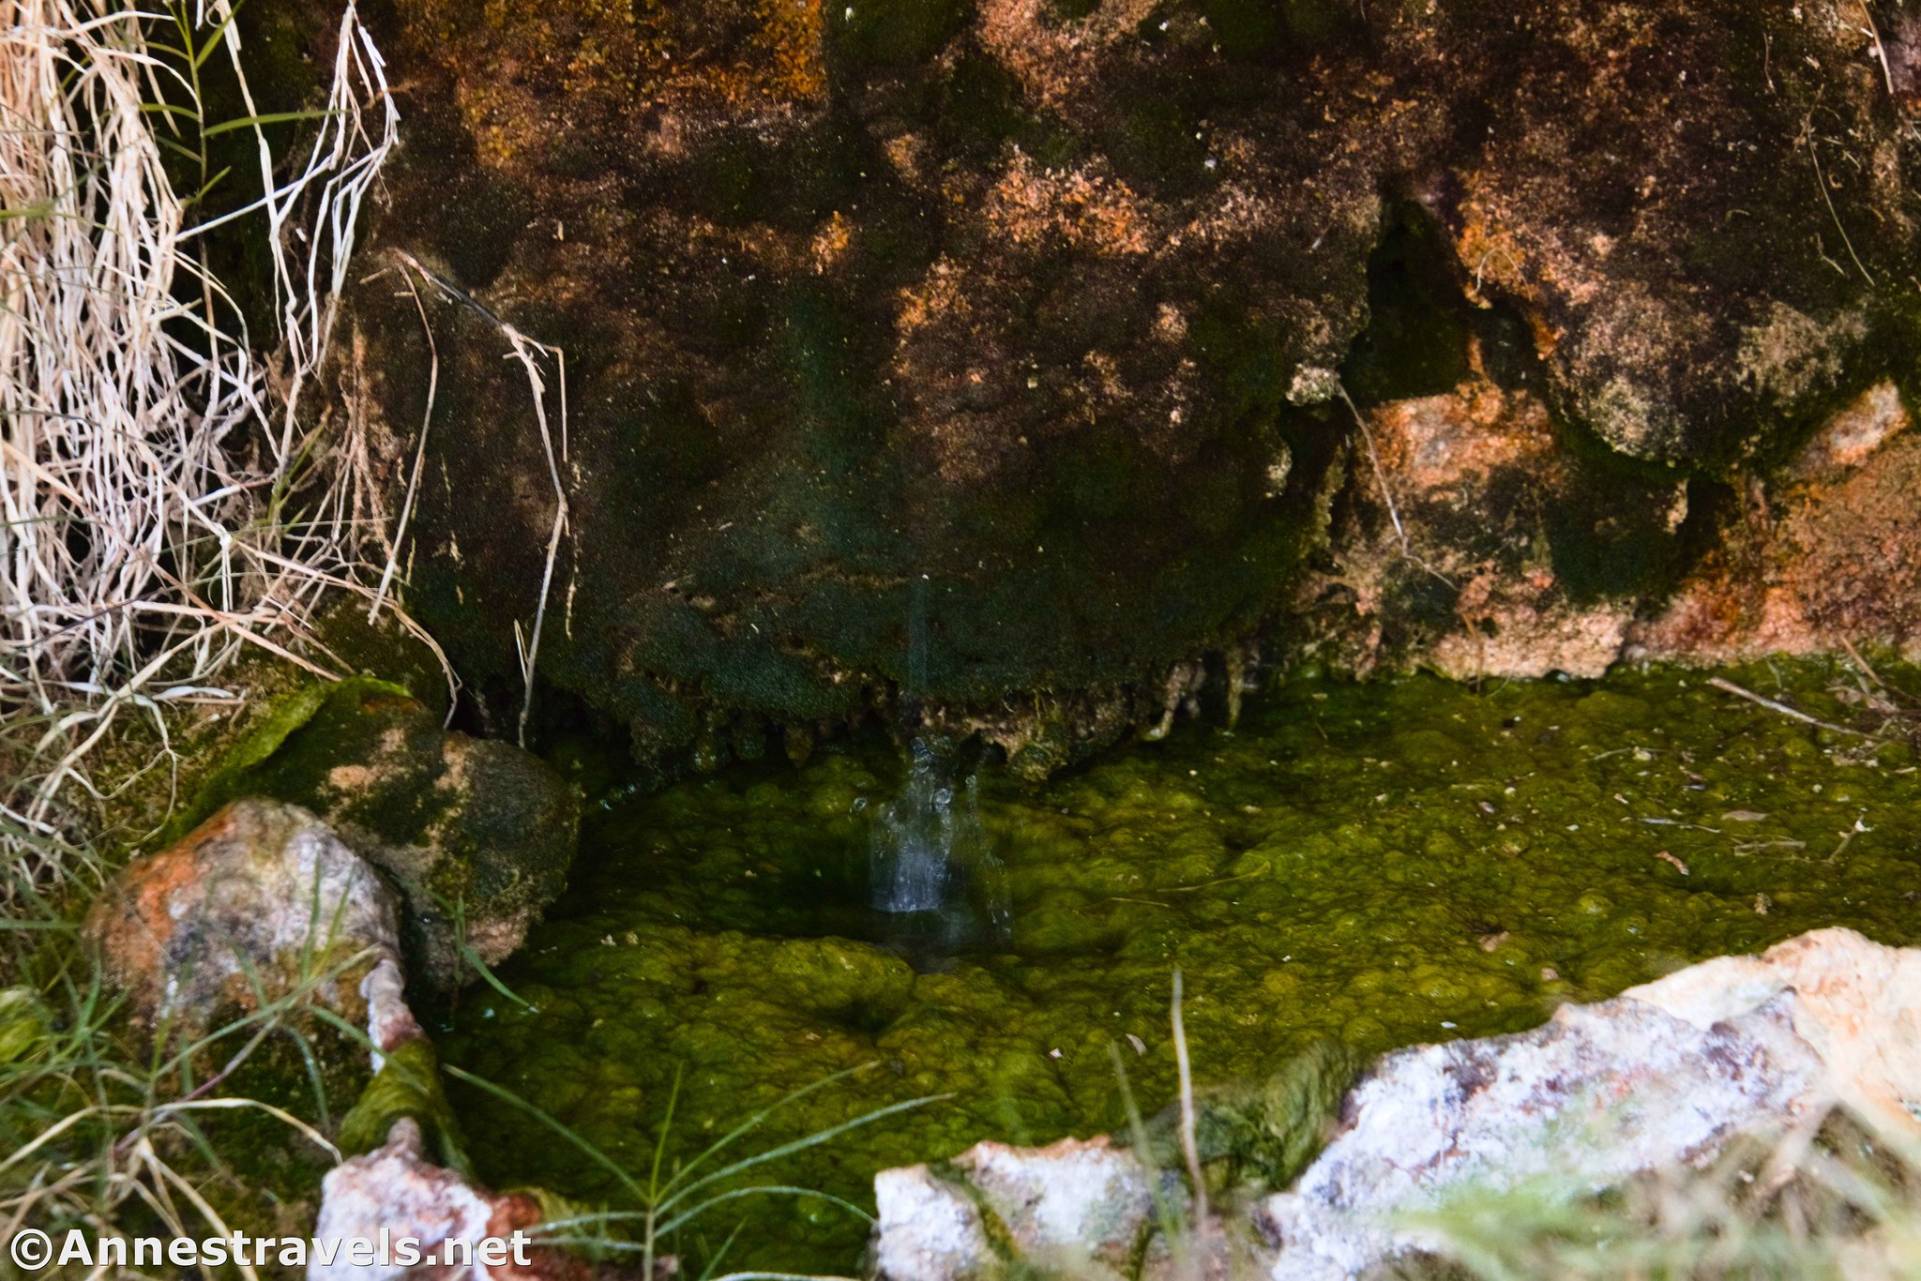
[[1135, 1038, 1358, 1191], [337, 1036, 467, 1173], [186, 681, 579, 991]]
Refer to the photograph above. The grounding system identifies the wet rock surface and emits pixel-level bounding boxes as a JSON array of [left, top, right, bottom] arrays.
[[1299, 378, 1691, 679], [265, 0, 1920, 765]]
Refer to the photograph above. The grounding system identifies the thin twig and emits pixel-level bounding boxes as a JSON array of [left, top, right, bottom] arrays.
[[1858, 0, 1896, 100], [1706, 676, 1872, 738], [1336, 381, 1456, 591], [1337, 384, 1408, 554], [1806, 127, 1874, 288], [367, 270, 438, 622], [1171, 969, 1209, 1235]]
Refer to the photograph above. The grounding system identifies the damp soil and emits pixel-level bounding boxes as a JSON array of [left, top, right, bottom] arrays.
[[435, 659, 1921, 1272]]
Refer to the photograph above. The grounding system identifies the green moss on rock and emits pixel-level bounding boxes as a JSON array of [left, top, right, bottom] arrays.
[[181, 682, 579, 991], [827, 0, 968, 71], [1134, 1039, 1357, 1189], [339, 1038, 469, 1174]]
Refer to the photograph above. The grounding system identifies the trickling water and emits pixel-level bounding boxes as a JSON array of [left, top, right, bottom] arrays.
[[868, 572, 1010, 928], [869, 737, 1008, 929]]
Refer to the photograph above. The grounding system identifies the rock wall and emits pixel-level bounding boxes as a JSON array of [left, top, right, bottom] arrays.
[[292, 0, 1918, 768]]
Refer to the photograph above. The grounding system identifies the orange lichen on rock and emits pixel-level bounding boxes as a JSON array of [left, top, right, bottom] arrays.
[[980, 150, 1155, 255], [1631, 383, 1921, 663], [974, 0, 1163, 113], [86, 799, 400, 1032], [395, 0, 827, 171], [1366, 382, 1553, 492], [1307, 379, 1690, 680], [751, 0, 827, 103]]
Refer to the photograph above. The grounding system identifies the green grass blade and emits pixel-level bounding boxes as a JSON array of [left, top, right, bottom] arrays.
[[192, 0, 248, 70], [203, 109, 335, 139], [441, 1063, 650, 1204], [655, 1092, 948, 1215], [458, 941, 538, 1013], [659, 1062, 872, 1197], [695, 1219, 747, 1281], [655, 1185, 873, 1237]]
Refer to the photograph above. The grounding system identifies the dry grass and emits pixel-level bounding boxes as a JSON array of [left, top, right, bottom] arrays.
[[0, 2, 433, 1272], [375, 249, 568, 747], [0, 0, 417, 903], [1407, 1105, 1921, 1281]]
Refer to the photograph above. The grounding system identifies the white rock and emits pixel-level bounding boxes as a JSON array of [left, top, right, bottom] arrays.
[[873, 1164, 998, 1281], [309, 1119, 500, 1281], [872, 929, 1921, 1281], [958, 1137, 1160, 1278], [1259, 927, 1921, 1280], [874, 1136, 1172, 1280], [359, 957, 422, 1072]]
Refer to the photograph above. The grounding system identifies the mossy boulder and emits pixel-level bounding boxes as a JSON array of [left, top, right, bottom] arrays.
[[183, 682, 580, 992], [338, 1037, 467, 1173]]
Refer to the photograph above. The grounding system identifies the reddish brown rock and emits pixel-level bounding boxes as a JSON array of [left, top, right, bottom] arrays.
[[1303, 373, 1921, 681], [86, 799, 400, 1035], [1630, 381, 1921, 663], [1428, 2, 1905, 466], [244, 0, 1921, 767], [1298, 378, 1682, 679]]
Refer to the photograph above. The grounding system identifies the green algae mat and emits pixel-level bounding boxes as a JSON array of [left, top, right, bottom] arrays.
[[436, 661, 1921, 1271]]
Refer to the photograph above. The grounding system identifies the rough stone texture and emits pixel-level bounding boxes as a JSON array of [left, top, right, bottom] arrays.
[[86, 799, 400, 1035], [310, 1117, 625, 1281], [1304, 372, 1921, 679], [189, 683, 579, 991], [250, 0, 1918, 766], [1257, 927, 1921, 1280], [1427, 2, 1910, 466], [1629, 379, 1921, 663], [873, 1163, 1000, 1281], [1298, 377, 1691, 679], [1138, 1040, 1358, 1194], [874, 1136, 1178, 1281], [870, 929, 1921, 1281]]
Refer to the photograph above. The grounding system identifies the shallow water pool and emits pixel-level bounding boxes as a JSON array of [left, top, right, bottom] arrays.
[[437, 661, 1921, 1271]]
